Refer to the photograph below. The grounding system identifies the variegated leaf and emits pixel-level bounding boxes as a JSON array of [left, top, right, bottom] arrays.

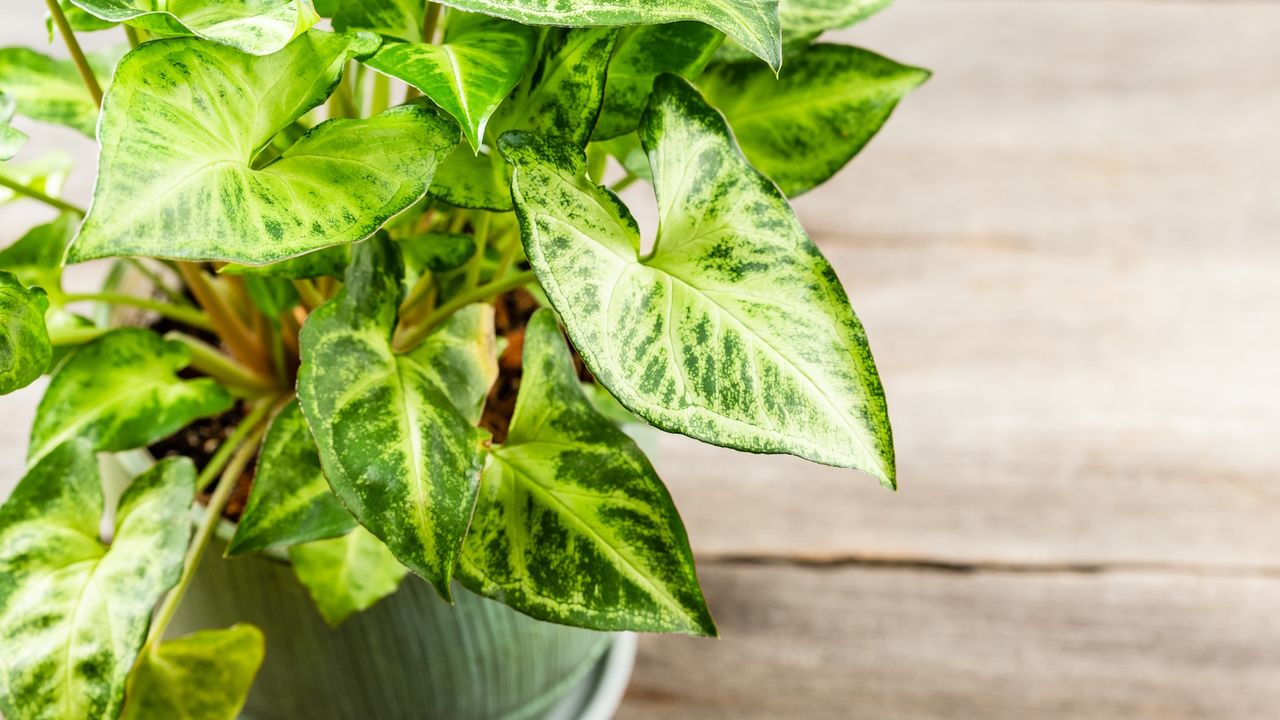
[[716, 0, 891, 60], [333, 0, 423, 42], [0, 212, 78, 293], [70, 0, 320, 55], [297, 236, 488, 597], [0, 92, 25, 160], [503, 74, 896, 486], [435, 0, 781, 70], [459, 309, 714, 635], [0, 446, 194, 720], [0, 271, 50, 396], [226, 400, 356, 557], [366, 12, 536, 150], [28, 328, 233, 464], [702, 43, 929, 195], [0, 46, 119, 137], [399, 232, 477, 274], [429, 145, 512, 211], [404, 302, 499, 424], [593, 22, 723, 141], [489, 28, 620, 149], [67, 32, 466, 267], [288, 526, 408, 626], [120, 625, 265, 720]]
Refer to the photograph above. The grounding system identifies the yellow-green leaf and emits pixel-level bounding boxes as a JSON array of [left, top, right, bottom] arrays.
[[289, 527, 408, 626], [121, 624, 265, 720], [70, 0, 320, 55], [0, 271, 51, 396]]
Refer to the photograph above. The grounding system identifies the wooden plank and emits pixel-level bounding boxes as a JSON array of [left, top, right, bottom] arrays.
[[630, 0, 1280, 568], [619, 561, 1280, 720]]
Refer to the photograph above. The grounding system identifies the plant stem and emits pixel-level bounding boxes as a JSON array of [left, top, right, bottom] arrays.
[[493, 229, 523, 280], [165, 332, 277, 393], [124, 24, 140, 49], [44, 0, 102, 107], [145, 398, 278, 647], [610, 172, 639, 193], [48, 325, 111, 346], [177, 263, 264, 369], [62, 292, 215, 332], [398, 270, 434, 319], [393, 269, 535, 352], [291, 278, 326, 311], [125, 258, 191, 306], [0, 174, 86, 215], [464, 211, 491, 289], [422, 2, 442, 43], [370, 71, 391, 115]]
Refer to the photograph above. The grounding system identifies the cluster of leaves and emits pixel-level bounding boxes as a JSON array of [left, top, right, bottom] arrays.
[[0, 0, 927, 717]]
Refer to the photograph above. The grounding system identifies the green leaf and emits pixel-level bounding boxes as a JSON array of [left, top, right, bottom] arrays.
[[489, 28, 620, 149], [333, 0, 423, 42], [228, 401, 356, 556], [702, 44, 929, 195], [67, 32, 466, 267], [0, 152, 73, 206], [399, 231, 476, 273], [781, 0, 891, 38], [502, 74, 896, 486], [120, 624, 265, 720], [53, 0, 121, 33], [0, 92, 26, 161], [28, 328, 234, 464], [297, 235, 488, 597], [404, 302, 499, 424], [434, 0, 781, 70], [0, 447, 194, 720], [0, 271, 51, 396], [0, 46, 119, 137], [459, 310, 713, 635], [366, 12, 536, 150], [0, 212, 78, 292], [70, 0, 320, 55], [288, 526, 408, 626], [428, 145, 511, 211], [222, 244, 352, 280], [593, 23, 723, 141]]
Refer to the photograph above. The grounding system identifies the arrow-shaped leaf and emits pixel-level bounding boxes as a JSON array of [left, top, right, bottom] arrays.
[[120, 624, 265, 720], [67, 31, 460, 267], [460, 309, 714, 635], [288, 527, 408, 626], [0, 445, 194, 720], [0, 46, 120, 137], [366, 12, 536, 150], [0, 271, 50, 396], [70, 0, 320, 55], [503, 74, 896, 486], [28, 328, 233, 465]]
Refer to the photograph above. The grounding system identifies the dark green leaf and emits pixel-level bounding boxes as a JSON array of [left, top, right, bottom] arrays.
[[222, 244, 352, 280], [288, 526, 408, 626], [460, 310, 714, 635], [0, 270, 51, 395], [297, 235, 488, 597], [120, 624, 265, 720], [366, 12, 536, 150], [29, 328, 234, 464], [702, 44, 929, 195], [428, 145, 512, 211], [67, 32, 467, 266], [399, 231, 477, 273], [0, 447, 194, 720], [502, 74, 896, 486], [227, 400, 356, 556], [593, 23, 722, 141], [0, 46, 119, 136], [70, 0, 320, 55]]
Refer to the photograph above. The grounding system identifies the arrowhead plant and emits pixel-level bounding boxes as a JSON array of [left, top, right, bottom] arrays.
[[0, 0, 927, 714]]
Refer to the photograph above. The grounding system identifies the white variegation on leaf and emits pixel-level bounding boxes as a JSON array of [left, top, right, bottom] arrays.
[[0, 46, 120, 137], [69, 0, 320, 55], [0, 446, 194, 720], [503, 74, 896, 487]]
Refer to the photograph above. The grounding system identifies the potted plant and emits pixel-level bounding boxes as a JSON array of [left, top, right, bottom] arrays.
[[0, 0, 928, 717]]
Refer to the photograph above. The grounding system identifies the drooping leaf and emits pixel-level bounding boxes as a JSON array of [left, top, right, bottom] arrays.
[[398, 231, 476, 273], [434, 0, 781, 70], [428, 145, 511, 211], [0, 211, 78, 292], [120, 624, 265, 720], [0, 152, 73, 206], [0, 447, 194, 720], [297, 235, 487, 597], [459, 309, 714, 635], [0, 271, 51, 395], [0, 46, 120, 137], [593, 23, 723, 141], [67, 32, 467, 267], [366, 12, 536, 150], [701, 44, 929, 195], [489, 27, 620, 149], [503, 74, 896, 486], [227, 400, 356, 557], [28, 328, 234, 464], [333, 0, 423, 42], [69, 0, 320, 55], [403, 302, 499, 424], [0, 92, 26, 160], [288, 526, 408, 626]]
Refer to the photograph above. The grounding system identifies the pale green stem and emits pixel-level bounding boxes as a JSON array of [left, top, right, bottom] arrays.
[[165, 331, 277, 393], [45, 0, 102, 107], [0, 175, 86, 215], [145, 398, 278, 648], [610, 172, 640, 193], [48, 325, 111, 346], [492, 228, 523, 280], [464, 211, 491, 290], [393, 269, 535, 352], [62, 292, 215, 332], [291, 279, 326, 311], [124, 25, 140, 49], [125, 258, 191, 306], [370, 71, 391, 115]]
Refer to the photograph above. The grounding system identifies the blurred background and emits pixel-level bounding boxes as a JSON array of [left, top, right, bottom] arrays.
[[3, 1, 1279, 718]]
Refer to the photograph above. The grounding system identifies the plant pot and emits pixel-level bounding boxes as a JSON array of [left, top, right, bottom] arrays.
[[102, 453, 637, 720]]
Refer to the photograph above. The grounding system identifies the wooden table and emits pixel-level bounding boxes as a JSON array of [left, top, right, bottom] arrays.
[[3, 1, 1278, 718]]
